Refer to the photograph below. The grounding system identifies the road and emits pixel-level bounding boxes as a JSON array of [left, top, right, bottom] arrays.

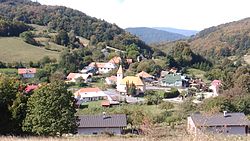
[[104, 89, 145, 104]]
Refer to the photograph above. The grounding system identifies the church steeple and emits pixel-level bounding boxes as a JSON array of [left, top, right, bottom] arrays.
[[117, 65, 123, 91], [117, 65, 123, 74]]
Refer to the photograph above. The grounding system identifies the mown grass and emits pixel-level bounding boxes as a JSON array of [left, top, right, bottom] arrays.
[[0, 68, 17, 74], [0, 37, 60, 63]]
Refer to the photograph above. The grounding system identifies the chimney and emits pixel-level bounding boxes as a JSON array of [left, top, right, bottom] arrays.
[[223, 111, 227, 117]]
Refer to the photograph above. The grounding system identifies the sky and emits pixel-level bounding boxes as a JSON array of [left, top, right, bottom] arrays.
[[37, 0, 250, 31]]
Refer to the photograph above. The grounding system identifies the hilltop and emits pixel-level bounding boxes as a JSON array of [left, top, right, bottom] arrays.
[[125, 27, 186, 44], [189, 18, 250, 57], [151, 18, 250, 59], [153, 27, 198, 36]]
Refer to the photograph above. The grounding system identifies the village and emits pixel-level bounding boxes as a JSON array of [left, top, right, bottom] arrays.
[[15, 54, 249, 136]]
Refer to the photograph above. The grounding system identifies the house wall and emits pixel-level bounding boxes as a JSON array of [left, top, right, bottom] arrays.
[[160, 81, 182, 87], [78, 127, 122, 135], [117, 85, 145, 94], [98, 67, 114, 74], [187, 117, 198, 135], [188, 116, 247, 135], [23, 73, 35, 78], [79, 91, 106, 102], [205, 126, 246, 135]]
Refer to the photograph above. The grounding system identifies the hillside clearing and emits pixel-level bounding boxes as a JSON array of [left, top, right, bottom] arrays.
[[0, 37, 61, 63]]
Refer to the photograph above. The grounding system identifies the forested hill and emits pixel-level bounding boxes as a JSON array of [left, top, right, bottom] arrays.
[[189, 18, 250, 57], [0, 0, 153, 57], [126, 27, 186, 44]]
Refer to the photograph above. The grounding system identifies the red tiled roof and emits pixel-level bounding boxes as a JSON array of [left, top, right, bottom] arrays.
[[67, 73, 78, 80], [89, 62, 105, 68], [101, 100, 110, 106], [109, 56, 133, 64], [107, 76, 117, 82], [211, 80, 221, 86], [18, 68, 36, 74], [109, 56, 121, 64], [136, 71, 154, 78], [78, 87, 101, 93]]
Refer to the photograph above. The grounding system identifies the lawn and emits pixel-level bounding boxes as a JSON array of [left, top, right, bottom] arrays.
[[0, 37, 61, 63], [0, 68, 17, 74]]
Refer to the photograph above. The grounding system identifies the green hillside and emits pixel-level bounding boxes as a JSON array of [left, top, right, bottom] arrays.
[[0, 0, 154, 57], [125, 27, 186, 44], [189, 18, 250, 57], [0, 37, 60, 63]]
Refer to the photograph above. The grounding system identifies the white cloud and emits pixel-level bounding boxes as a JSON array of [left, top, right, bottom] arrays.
[[38, 0, 250, 30]]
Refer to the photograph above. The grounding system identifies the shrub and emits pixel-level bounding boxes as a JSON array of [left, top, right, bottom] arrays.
[[164, 88, 180, 98], [145, 90, 163, 105], [159, 102, 174, 110]]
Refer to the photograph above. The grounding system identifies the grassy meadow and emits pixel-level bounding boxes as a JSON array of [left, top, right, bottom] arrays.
[[0, 37, 61, 63], [0, 134, 249, 141]]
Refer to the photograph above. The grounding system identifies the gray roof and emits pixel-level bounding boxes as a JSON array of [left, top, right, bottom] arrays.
[[78, 114, 127, 128], [191, 113, 250, 127], [161, 74, 182, 84]]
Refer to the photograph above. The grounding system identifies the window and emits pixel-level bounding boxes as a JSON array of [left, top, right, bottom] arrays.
[[93, 132, 97, 135]]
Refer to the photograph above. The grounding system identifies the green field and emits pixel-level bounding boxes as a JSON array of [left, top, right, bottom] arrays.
[[0, 37, 61, 63]]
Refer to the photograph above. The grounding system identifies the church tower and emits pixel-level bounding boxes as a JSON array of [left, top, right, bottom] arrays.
[[116, 65, 123, 91]]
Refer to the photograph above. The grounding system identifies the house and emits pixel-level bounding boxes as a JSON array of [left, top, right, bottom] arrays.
[[116, 66, 145, 94], [105, 76, 117, 85], [136, 71, 155, 82], [66, 73, 92, 83], [159, 74, 182, 87], [108, 56, 133, 65], [18, 68, 36, 78], [88, 62, 116, 74], [74, 87, 107, 102], [209, 80, 221, 97], [80, 66, 97, 74], [78, 114, 127, 135], [169, 67, 178, 74], [101, 100, 120, 107], [187, 111, 250, 135]]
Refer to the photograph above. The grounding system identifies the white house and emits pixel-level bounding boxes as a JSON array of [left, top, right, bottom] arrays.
[[88, 62, 116, 74], [18, 68, 36, 78], [74, 87, 107, 102], [209, 80, 221, 97], [78, 114, 127, 135], [187, 112, 250, 135], [66, 73, 92, 83], [159, 73, 182, 87], [105, 76, 117, 85], [116, 65, 145, 95]]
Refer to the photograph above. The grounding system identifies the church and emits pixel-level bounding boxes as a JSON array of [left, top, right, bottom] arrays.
[[116, 65, 146, 95]]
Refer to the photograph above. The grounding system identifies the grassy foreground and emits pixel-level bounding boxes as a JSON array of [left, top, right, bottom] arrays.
[[0, 37, 60, 63], [0, 135, 249, 141]]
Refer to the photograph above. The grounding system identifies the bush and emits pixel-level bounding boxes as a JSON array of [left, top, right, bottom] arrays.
[[145, 90, 163, 105], [164, 88, 180, 98], [159, 102, 174, 110]]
